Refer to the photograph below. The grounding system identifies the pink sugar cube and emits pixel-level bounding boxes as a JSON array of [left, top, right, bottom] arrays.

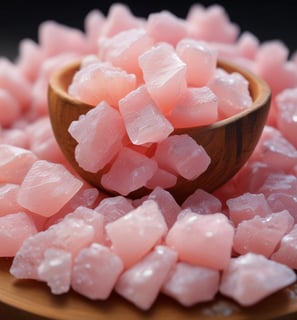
[[167, 87, 218, 128], [0, 212, 37, 257], [99, 28, 154, 77], [220, 253, 296, 306], [146, 11, 188, 46], [0, 184, 23, 217], [101, 147, 158, 196], [162, 261, 220, 306], [105, 199, 167, 268], [38, 248, 72, 295], [208, 68, 253, 119], [176, 39, 217, 87], [68, 101, 125, 173], [181, 188, 222, 215], [267, 193, 297, 223], [145, 167, 177, 190], [17, 160, 83, 217], [119, 85, 174, 145], [72, 243, 123, 300], [233, 210, 294, 257], [115, 245, 178, 310], [68, 61, 136, 107], [166, 211, 234, 270], [0, 89, 21, 127], [139, 43, 187, 114], [95, 196, 134, 224], [154, 134, 211, 180], [271, 224, 297, 269], [0, 144, 37, 184], [226, 192, 272, 226]]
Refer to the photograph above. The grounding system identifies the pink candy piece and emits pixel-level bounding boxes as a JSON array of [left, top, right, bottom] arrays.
[[69, 101, 125, 173], [115, 245, 178, 310], [220, 253, 296, 306], [154, 134, 211, 180], [72, 243, 123, 300], [119, 85, 174, 145]]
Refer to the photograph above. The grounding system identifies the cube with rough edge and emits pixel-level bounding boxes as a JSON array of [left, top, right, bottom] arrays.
[[94, 196, 134, 224], [37, 248, 72, 295], [138, 42, 187, 114], [226, 192, 272, 226], [0, 184, 23, 216], [146, 11, 188, 46], [0, 212, 37, 257], [0, 144, 37, 184], [10, 217, 94, 280], [208, 68, 252, 119], [68, 101, 125, 173], [167, 87, 218, 128], [17, 160, 83, 217], [72, 243, 123, 300], [101, 147, 158, 196], [181, 188, 222, 215], [166, 211, 234, 270], [176, 39, 217, 87], [271, 224, 297, 269], [154, 134, 211, 180], [220, 253, 297, 306], [162, 261, 220, 306], [119, 85, 174, 145], [233, 210, 294, 257], [99, 28, 154, 77], [145, 167, 177, 190], [68, 61, 136, 107], [105, 199, 167, 268], [115, 245, 178, 310]]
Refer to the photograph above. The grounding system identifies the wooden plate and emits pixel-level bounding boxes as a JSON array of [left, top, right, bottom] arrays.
[[1, 258, 297, 320]]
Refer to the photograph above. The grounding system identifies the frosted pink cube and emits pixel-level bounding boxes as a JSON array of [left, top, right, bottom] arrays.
[[162, 262, 220, 306], [139, 43, 187, 114], [226, 192, 271, 226], [17, 160, 83, 217], [154, 134, 211, 180], [115, 245, 178, 310], [38, 248, 72, 295], [220, 253, 296, 306], [168, 87, 218, 128], [258, 173, 297, 197], [101, 147, 158, 196], [68, 101, 125, 173], [181, 188, 222, 215], [0, 144, 37, 184], [0, 212, 37, 257], [72, 243, 123, 300], [233, 210, 294, 257], [166, 211, 234, 270], [119, 85, 174, 145], [267, 193, 297, 223], [176, 39, 217, 87], [105, 199, 167, 268], [146, 11, 188, 46]]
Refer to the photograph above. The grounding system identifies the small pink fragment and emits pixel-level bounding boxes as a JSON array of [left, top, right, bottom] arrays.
[[166, 211, 234, 270], [72, 243, 123, 300], [220, 253, 296, 306], [17, 160, 83, 217], [139, 43, 187, 114], [101, 147, 158, 196], [68, 101, 125, 173], [119, 85, 174, 145], [115, 245, 178, 310], [38, 248, 72, 294], [0, 212, 37, 257], [154, 134, 211, 180], [105, 200, 167, 268], [162, 262, 220, 306]]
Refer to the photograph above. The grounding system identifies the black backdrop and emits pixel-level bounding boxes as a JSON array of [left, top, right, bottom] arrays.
[[1, 0, 297, 60]]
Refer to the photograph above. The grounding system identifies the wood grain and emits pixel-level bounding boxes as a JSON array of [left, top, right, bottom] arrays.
[[1, 258, 297, 319], [48, 59, 271, 203]]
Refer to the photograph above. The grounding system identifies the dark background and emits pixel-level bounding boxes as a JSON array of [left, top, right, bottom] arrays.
[[1, 0, 297, 61]]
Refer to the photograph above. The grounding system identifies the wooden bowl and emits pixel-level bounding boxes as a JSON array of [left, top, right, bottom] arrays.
[[48, 60, 271, 203]]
